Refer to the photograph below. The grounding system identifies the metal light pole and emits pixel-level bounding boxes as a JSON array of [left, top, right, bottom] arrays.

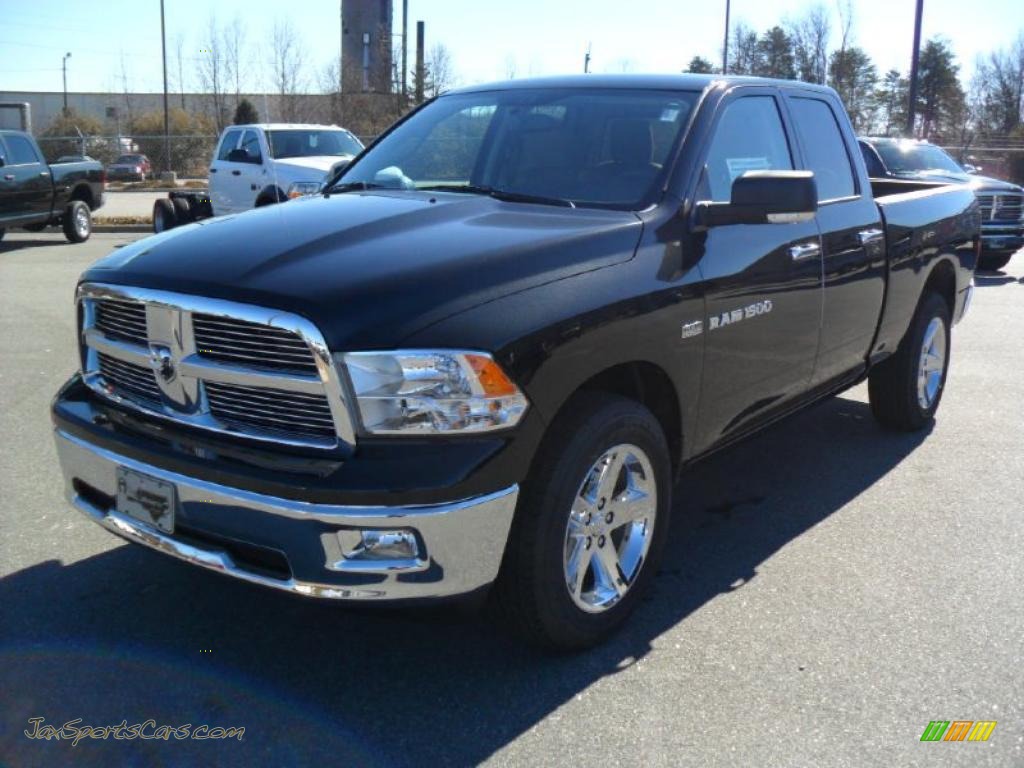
[[62, 52, 72, 113], [722, 0, 730, 74], [160, 0, 170, 175], [906, 0, 924, 136], [584, 43, 591, 74]]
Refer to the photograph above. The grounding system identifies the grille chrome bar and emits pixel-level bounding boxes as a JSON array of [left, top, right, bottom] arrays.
[[76, 283, 356, 450]]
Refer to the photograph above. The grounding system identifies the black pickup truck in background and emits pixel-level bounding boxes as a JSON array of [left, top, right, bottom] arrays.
[[0, 129, 105, 243], [859, 136, 1023, 271], [52, 75, 978, 649]]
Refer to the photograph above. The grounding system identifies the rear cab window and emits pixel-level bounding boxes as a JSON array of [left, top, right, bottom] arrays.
[[4, 134, 42, 165], [788, 97, 857, 201]]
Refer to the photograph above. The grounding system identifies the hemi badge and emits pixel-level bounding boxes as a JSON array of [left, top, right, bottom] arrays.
[[681, 320, 704, 339]]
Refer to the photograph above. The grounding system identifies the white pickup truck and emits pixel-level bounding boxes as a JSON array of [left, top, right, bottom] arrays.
[[152, 123, 363, 231]]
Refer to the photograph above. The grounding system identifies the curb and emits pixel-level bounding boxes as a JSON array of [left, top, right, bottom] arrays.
[[93, 225, 151, 233]]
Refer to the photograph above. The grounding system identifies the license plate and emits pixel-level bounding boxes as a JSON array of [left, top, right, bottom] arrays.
[[116, 467, 176, 533]]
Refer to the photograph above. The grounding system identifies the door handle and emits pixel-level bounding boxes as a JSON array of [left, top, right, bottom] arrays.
[[858, 228, 884, 245], [39, 171, 50, 177], [231, 170, 241, 176], [250, 184, 258, 191], [789, 242, 821, 261], [209, 167, 217, 173]]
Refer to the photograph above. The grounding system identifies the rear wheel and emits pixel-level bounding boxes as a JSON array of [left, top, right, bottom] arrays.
[[62, 200, 91, 243], [495, 392, 671, 650], [977, 251, 1013, 272], [153, 198, 177, 233], [171, 197, 192, 224], [869, 291, 951, 431]]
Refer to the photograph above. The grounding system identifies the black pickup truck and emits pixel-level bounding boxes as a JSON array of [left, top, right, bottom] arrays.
[[0, 129, 105, 243], [859, 136, 1023, 271], [52, 75, 978, 649]]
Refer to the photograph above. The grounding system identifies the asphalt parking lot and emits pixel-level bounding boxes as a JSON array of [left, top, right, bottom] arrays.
[[1, 231, 1022, 767]]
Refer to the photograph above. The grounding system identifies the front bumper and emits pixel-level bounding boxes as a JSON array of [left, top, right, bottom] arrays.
[[54, 428, 519, 601], [980, 225, 1024, 253]]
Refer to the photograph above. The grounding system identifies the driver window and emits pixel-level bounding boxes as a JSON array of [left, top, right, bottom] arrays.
[[240, 130, 262, 164], [702, 96, 793, 202]]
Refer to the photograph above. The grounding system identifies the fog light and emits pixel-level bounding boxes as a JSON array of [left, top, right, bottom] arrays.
[[348, 530, 419, 561]]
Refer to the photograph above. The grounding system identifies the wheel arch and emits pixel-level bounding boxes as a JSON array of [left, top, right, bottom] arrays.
[[68, 182, 95, 210], [255, 185, 286, 207], [542, 360, 685, 473], [922, 256, 957, 316]]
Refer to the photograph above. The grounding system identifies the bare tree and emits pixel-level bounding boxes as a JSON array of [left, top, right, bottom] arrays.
[[834, 0, 854, 57], [504, 53, 518, 80], [197, 16, 228, 132], [426, 43, 456, 98], [173, 33, 187, 110], [270, 19, 307, 121], [786, 4, 831, 83], [224, 17, 246, 111], [118, 52, 135, 125]]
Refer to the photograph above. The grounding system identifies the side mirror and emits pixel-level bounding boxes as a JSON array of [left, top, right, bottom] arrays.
[[696, 170, 818, 227], [226, 148, 249, 163], [0, 156, 5, 168]]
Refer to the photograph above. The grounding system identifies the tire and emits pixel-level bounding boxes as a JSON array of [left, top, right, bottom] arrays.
[[869, 291, 952, 431], [977, 251, 1013, 272], [255, 187, 286, 207], [494, 392, 672, 650], [172, 197, 192, 224], [62, 200, 91, 243], [153, 198, 178, 233], [0, 228, 5, 242]]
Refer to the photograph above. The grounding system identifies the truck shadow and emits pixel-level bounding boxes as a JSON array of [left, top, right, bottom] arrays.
[[0, 395, 929, 768]]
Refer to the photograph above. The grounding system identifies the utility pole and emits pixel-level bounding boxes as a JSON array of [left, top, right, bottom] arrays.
[[906, 0, 924, 136], [722, 0, 730, 75], [62, 52, 72, 114], [160, 0, 170, 174], [339, 0, 344, 94], [402, 0, 409, 97], [584, 43, 591, 73], [415, 21, 425, 104]]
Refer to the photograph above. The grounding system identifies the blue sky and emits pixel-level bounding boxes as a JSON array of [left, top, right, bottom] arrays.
[[1, 0, 1021, 94]]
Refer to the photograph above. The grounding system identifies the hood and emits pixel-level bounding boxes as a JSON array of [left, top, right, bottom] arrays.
[[273, 155, 352, 174], [83, 191, 643, 350], [895, 168, 1023, 193]]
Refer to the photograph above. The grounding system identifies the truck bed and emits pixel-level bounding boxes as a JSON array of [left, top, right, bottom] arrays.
[[872, 181, 980, 354]]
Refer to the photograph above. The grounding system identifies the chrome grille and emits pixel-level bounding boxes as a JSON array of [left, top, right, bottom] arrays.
[[978, 192, 1024, 222], [205, 381, 335, 439], [193, 314, 319, 375], [97, 352, 161, 404], [96, 299, 147, 345], [77, 284, 355, 450]]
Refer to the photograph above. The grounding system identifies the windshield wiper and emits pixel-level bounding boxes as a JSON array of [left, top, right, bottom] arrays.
[[420, 184, 575, 208]]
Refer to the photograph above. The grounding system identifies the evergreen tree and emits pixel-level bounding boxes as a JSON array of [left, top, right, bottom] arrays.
[[232, 98, 259, 125], [756, 26, 796, 80], [829, 46, 878, 132], [686, 56, 716, 74], [874, 69, 909, 135], [915, 38, 966, 138]]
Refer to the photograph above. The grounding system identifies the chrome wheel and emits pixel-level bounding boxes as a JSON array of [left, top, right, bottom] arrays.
[[917, 316, 947, 410], [563, 443, 657, 613], [74, 206, 90, 237]]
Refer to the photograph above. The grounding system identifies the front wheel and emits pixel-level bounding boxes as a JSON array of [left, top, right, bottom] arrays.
[[62, 200, 92, 243], [869, 291, 951, 431], [152, 199, 177, 233], [977, 251, 1013, 272], [495, 392, 671, 649]]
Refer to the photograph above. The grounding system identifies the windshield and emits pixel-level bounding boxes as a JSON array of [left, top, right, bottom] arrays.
[[268, 130, 363, 159], [335, 87, 698, 209], [873, 141, 964, 175], [115, 155, 143, 164]]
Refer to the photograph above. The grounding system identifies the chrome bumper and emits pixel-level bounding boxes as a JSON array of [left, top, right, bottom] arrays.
[[54, 429, 518, 600]]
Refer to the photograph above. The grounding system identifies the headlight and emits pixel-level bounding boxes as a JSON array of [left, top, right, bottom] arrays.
[[287, 181, 323, 199], [340, 350, 528, 435]]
